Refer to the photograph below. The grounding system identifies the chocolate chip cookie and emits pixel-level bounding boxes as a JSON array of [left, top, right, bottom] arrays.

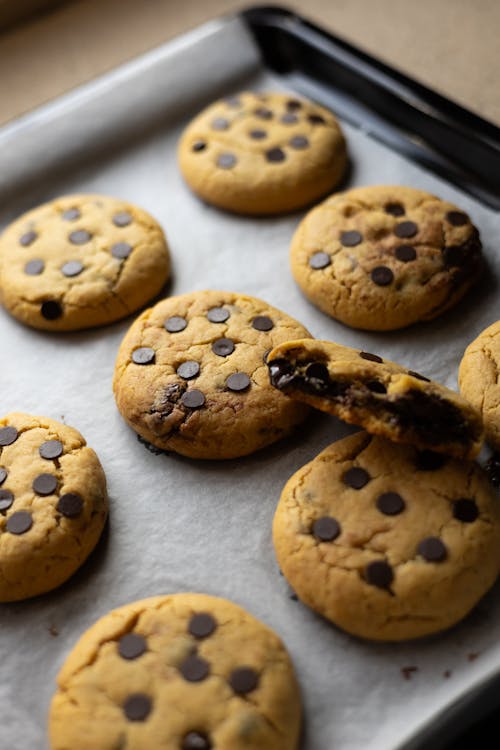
[[274, 432, 500, 641], [0, 412, 108, 601], [267, 338, 483, 459], [0, 194, 170, 330], [178, 91, 347, 215], [49, 593, 302, 749], [290, 185, 483, 330]]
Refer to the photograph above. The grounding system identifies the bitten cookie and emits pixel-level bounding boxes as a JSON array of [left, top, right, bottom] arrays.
[[113, 290, 311, 459], [290, 185, 483, 330], [49, 593, 302, 750], [267, 338, 483, 459], [178, 91, 347, 215], [459, 320, 500, 452], [0, 194, 170, 331], [274, 432, 500, 641], [0, 412, 108, 602]]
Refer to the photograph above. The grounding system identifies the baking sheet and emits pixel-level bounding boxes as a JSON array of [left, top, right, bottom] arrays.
[[0, 14, 499, 750]]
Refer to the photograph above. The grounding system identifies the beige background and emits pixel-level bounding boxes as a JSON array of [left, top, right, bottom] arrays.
[[0, 0, 498, 128]]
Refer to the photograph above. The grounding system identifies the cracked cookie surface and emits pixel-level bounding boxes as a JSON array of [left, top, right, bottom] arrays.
[[178, 91, 347, 215], [113, 290, 311, 459], [268, 338, 483, 459], [290, 185, 483, 330], [0, 194, 170, 331], [49, 592, 302, 750], [273, 432, 500, 641], [0, 412, 108, 601], [459, 320, 500, 452]]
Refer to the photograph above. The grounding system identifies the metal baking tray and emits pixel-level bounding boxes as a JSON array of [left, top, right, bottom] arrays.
[[1, 6, 499, 750]]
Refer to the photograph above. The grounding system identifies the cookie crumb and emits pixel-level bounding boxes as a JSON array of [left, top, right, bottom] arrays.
[[49, 624, 59, 637], [401, 666, 418, 680]]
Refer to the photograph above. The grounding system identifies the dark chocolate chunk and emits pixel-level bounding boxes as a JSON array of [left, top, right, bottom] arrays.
[[123, 693, 151, 721], [24, 259, 44, 275], [39, 440, 63, 460], [113, 212, 132, 227], [211, 117, 229, 131], [254, 107, 273, 120], [312, 516, 340, 541], [308, 113, 326, 124], [289, 135, 309, 149], [132, 347, 155, 365], [0, 489, 14, 511], [207, 307, 230, 323], [418, 537, 447, 562], [61, 260, 84, 277], [377, 492, 405, 515], [281, 113, 298, 124], [180, 654, 210, 682], [415, 450, 446, 471], [229, 667, 259, 694], [182, 732, 212, 750], [181, 390, 205, 408], [305, 362, 330, 392], [385, 203, 405, 217], [252, 315, 273, 331], [446, 211, 469, 226], [192, 141, 206, 152], [309, 252, 331, 269], [212, 338, 235, 357], [217, 153, 237, 169], [268, 359, 296, 389], [249, 129, 267, 139], [69, 230, 91, 245], [408, 370, 430, 382], [177, 361, 200, 380], [340, 230, 362, 247], [226, 373, 251, 392], [19, 231, 37, 246], [287, 99, 302, 110], [366, 380, 387, 394], [188, 613, 217, 639], [365, 560, 394, 589], [395, 245, 417, 262], [111, 242, 133, 259], [41, 301, 62, 320], [0, 468, 7, 485], [57, 493, 84, 518], [118, 633, 147, 660], [453, 498, 479, 523], [165, 316, 187, 333], [6, 511, 32, 535], [394, 221, 418, 238], [33, 473, 57, 496], [359, 351, 383, 364], [266, 147, 286, 163], [371, 266, 394, 286], [343, 467, 370, 489], [0, 426, 18, 446], [62, 208, 81, 221]]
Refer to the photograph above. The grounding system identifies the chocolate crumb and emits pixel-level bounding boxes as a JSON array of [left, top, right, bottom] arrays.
[[401, 666, 418, 680]]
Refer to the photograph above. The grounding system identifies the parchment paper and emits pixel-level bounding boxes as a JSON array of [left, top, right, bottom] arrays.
[[0, 15, 499, 750]]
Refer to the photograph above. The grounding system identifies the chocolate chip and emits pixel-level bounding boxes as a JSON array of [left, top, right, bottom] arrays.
[[415, 450, 446, 471], [113, 212, 132, 227], [385, 203, 405, 217], [377, 492, 405, 515], [212, 338, 234, 357], [177, 361, 200, 380], [20, 231, 37, 246], [181, 390, 205, 408], [0, 468, 7, 485], [211, 117, 229, 130], [281, 113, 298, 124], [312, 516, 340, 541], [229, 667, 259, 694], [207, 307, 230, 323], [309, 252, 331, 269], [408, 370, 430, 382], [418, 537, 447, 562], [192, 141, 206, 152], [112, 242, 133, 259], [132, 347, 155, 365], [188, 613, 217, 639], [225, 95, 241, 108], [41, 301, 62, 320], [359, 351, 383, 364], [252, 315, 273, 331], [266, 147, 286, 163], [62, 208, 81, 221], [0, 490, 14, 511], [217, 153, 237, 169], [24, 259, 44, 275], [287, 99, 302, 110], [226, 373, 250, 392], [446, 211, 469, 226], [308, 113, 326, 124], [395, 245, 417, 262], [305, 362, 330, 391], [33, 473, 57, 496], [394, 221, 418, 238], [371, 266, 394, 286], [57, 493, 84, 518], [340, 230, 362, 246], [69, 230, 91, 245], [453, 498, 479, 523], [118, 633, 147, 660], [180, 654, 210, 682], [289, 136, 309, 149], [123, 693, 151, 721], [366, 380, 387, 394], [365, 560, 393, 589], [0, 426, 18, 446], [249, 129, 267, 139], [61, 260, 84, 277], [6, 511, 32, 535], [343, 467, 370, 489], [254, 107, 273, 120], [182, 732, 212, 750], [165, 316, 187, 333], [39, 440, 63, 460]]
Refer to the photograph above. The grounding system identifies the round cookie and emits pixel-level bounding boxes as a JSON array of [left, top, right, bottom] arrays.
[[290, 185, 483, 330], [0, 412, 108, 602], [113, 290, 312, 459], [178, 91, 347, 215], [274, 432, 500, 641], [49, 592, 302, 750], [0, 194, 170, 331], [459, 321, 500, 452]]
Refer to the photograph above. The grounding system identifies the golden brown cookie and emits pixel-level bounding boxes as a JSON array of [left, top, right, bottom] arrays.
[[113, 290, 311, 459], [178, 91, 347, 215], [0, 194, 170, 331], [49, 593, 302, 750], [289, 185, 483, 330], [267, 338, 483, 459], [459, 320, 500, 452], [274, 432, 500, 641], [0, 412, 108, 602]]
